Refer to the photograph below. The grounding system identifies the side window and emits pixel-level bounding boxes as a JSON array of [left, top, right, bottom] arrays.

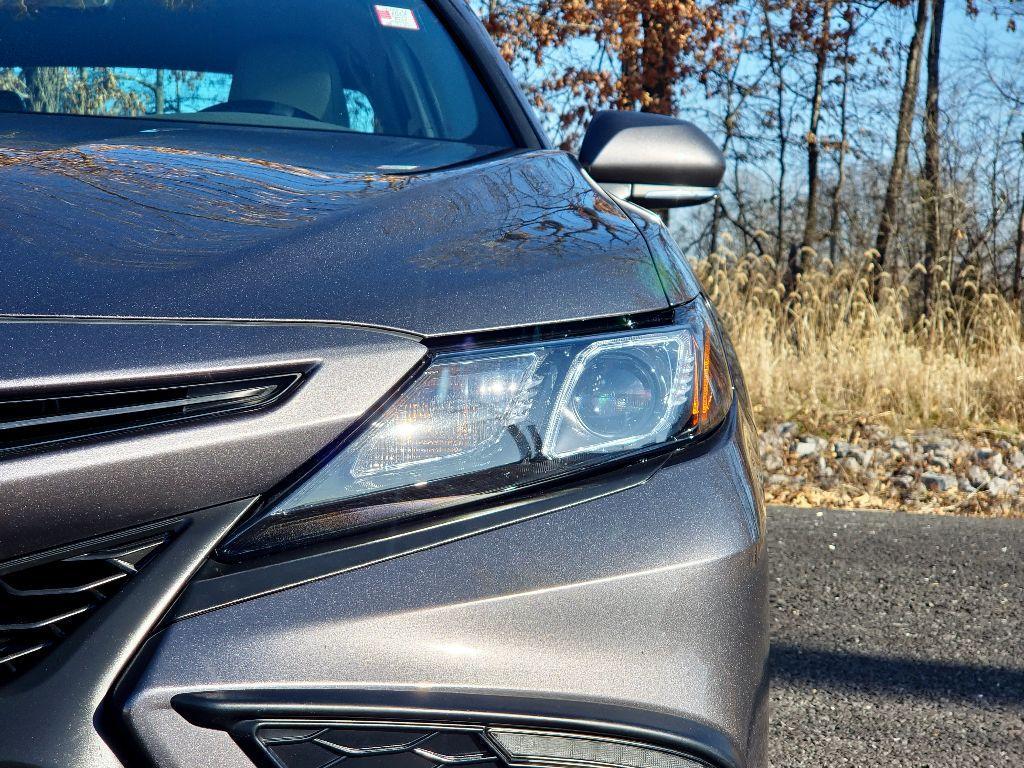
[[343, 89, 375, 133]]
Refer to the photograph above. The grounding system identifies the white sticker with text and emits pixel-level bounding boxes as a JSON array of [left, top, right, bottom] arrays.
[[375, 5, 419, 30]]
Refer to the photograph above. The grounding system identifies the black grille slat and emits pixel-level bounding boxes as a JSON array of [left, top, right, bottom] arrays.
[[0, 373, 301, 455], [0, 640, 51, 667], [256, 725, 505, 768], [0, 532, 169, 683]]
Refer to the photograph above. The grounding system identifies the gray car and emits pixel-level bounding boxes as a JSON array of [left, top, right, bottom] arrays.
[[0, 2, 767, 767]]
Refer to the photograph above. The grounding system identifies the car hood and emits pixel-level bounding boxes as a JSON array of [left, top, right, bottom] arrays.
[[0, 114, 668, 336]]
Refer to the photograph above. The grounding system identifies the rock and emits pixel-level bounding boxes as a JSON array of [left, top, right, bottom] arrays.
[[1008, 450, 1024, 471], [986, 453, 1006, 477], [834, 441, 873, 467], [922, 437, 955, 453], [775, 421, 800, 438], [863, 425, 890, 440], [892, 437, 912, 455], [841, 456, 862, 474], [890, 474, 915, 490], [928, 452, 952, 470], [921, 472, 957, 493], [763, 451, 784, 472], [975, 448, 998, 462], [794, 437, 824, 458], [966, 465, 991, 489], [987, 477, 1012, 497]]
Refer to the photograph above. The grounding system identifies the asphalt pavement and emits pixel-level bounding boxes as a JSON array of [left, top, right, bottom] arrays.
[[768, 506, 1024, 767]]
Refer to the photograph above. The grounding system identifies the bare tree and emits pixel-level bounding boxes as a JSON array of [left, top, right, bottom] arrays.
[[921, 0, 945, 315], [872, 0, 929, 295]]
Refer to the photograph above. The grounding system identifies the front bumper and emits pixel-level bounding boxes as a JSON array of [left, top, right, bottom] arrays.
[[119, 403, 768, 768]]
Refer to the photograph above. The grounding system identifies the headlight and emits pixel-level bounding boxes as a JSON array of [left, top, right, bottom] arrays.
[[221, 299, 732, 559]]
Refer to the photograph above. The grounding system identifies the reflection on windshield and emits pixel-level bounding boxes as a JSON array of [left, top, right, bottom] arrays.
[[0, 67, 229, 117]]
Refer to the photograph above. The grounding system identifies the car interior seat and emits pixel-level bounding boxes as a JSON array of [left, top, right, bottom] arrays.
[[216, 40, 346, 124]]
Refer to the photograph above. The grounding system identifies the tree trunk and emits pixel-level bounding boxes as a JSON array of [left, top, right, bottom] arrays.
[[154, 68, 165, 115], [763, 4, 789, 275], [1015, 132, 1024, 301], [22, 67, 64, 113], [921, 0, 945, 316], [829, 13, 852, 264], [873, 0, 929, 297], [802, 0, 833, 253], [711, 77, 741, 255]]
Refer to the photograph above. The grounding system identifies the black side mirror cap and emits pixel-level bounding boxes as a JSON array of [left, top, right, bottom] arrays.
[[579, 110, 725, 208]]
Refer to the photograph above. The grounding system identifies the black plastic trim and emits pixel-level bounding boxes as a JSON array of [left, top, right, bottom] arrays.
[[170, 689, 740, 768], [0, 366, 308, 459], [424, 307, 676, 352]]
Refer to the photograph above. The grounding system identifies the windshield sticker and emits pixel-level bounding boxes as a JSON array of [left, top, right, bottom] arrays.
[[375, 5, 419, 30]]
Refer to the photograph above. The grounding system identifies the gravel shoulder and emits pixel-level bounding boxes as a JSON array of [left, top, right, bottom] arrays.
[[760, 423, 1024, 516], [769, 506, 1024, 767]]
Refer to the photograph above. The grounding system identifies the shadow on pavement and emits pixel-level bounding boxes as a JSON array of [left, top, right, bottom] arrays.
[[771, 643, 1024, 706]]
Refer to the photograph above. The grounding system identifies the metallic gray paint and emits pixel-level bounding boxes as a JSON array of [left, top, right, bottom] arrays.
[[0, 116, 668, 336], [0, 320, 425, 561], [122, 418, 768, 768]]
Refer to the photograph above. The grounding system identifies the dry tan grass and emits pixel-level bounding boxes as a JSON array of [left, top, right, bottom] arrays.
[[694, 236, 1024, 438]]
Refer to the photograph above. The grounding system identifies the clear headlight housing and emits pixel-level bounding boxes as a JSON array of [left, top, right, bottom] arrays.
[[222, 299, 732, 558]]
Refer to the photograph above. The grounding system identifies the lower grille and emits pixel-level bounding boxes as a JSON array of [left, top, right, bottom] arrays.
[[0, 528, 170, 682], [244, 723, 711, 768], [258, 725, 503, 768]]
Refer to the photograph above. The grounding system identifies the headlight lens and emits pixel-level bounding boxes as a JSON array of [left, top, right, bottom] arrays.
[[221, 299, 732, 559]]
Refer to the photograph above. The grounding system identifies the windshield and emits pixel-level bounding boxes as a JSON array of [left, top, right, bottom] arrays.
[[0, 0, 514, 147]]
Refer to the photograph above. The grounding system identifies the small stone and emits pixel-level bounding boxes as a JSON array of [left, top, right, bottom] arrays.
[[841, 456, 862, 474], [834, 440, 854, 457], [890, 474, 914, 491], [834, 441, 872, 467], [975, 448, 997, 462], [892, 437, 912, 455], [1008, 450, 1024, 471], [794, 437, 823, 458], [776, 421, 799, 438], [987, 477, 1012, 497], [923, 437, 955, 453], [986, 453, 1006, 477], [763, 452, 784, 472], [967, 465, 991, 489], [921, 472, 957, 492]]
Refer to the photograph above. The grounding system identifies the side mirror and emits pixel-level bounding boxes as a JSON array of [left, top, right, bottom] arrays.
[[579, 111, 725, 208]]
